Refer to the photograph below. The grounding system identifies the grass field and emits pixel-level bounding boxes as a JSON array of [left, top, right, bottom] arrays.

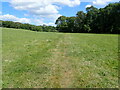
[[2, 28, 118, 88]]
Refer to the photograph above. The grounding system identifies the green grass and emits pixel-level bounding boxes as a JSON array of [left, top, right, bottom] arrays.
[[2, 28, 118, 88]]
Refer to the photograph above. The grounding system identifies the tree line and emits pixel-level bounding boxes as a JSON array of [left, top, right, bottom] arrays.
[[0, 20, 57, 32], [1, 2, 120, 34], [55, 2, 120, 34]]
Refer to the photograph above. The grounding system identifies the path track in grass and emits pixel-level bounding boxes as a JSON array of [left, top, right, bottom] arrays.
[[47, 33, 74, 88]]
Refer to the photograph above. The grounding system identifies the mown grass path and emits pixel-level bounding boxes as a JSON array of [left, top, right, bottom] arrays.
[[47, 33, 74, 88], [2, 28, 118, 88]]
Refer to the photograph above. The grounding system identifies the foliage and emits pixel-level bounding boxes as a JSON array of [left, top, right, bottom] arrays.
[[55, 2, 120, 34], [1, 20, 56, 32]]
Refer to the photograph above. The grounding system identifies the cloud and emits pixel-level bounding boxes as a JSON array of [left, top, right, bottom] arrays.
[[31, 18, 57, 26], [31, 18, 44, 25], [10, 0, 80, 19], [9, 0, 80, 26], [0, 14, 56, 26], [0, 14, 31, 23], [1, 0, 12, 2], [24, 14, 29, 16], [52, 0, 81, 7], [85, 0, 117, 8], [0, 11, 2, 15], [92, 0, 112, 5], [45, 22, 56, 26], [85, 5, 92, 8]]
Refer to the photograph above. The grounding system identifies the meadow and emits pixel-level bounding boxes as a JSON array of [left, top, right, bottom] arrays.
[[2, 28, 118, 88]]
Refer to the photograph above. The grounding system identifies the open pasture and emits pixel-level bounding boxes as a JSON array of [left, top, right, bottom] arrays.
[[2, 28, 118, 88]]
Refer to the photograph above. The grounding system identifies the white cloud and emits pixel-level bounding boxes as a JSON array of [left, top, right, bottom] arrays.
[[0, 11, 2, 15], [85, 0, 118, 8], [24, 14, 29, 16], [31, 18, 44, 25], [0, 14, 56, 26], [85, 5, 92, 8], [1, 0, 12, 2], [10, 0, 80, 20], [9, 0, 80, 26], [52, 0, 81, 7], [0, 14, 31, 23], [92, 0, 112, 5], [45, 22, 56, 26], [31, 18, 57, 26]]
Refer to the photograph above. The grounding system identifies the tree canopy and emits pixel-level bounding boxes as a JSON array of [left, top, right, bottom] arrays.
[[55, 2, 120, 34], [0, 20, 57, 32]]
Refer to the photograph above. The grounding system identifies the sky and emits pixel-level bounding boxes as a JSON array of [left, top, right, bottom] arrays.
[[0, 0, 119, 26]]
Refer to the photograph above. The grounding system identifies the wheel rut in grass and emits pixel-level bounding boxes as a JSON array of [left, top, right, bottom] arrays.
[[48, 33, 74, 88]]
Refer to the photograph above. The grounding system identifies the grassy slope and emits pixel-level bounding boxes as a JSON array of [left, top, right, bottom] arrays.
[[2, 28, 118, 88]]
